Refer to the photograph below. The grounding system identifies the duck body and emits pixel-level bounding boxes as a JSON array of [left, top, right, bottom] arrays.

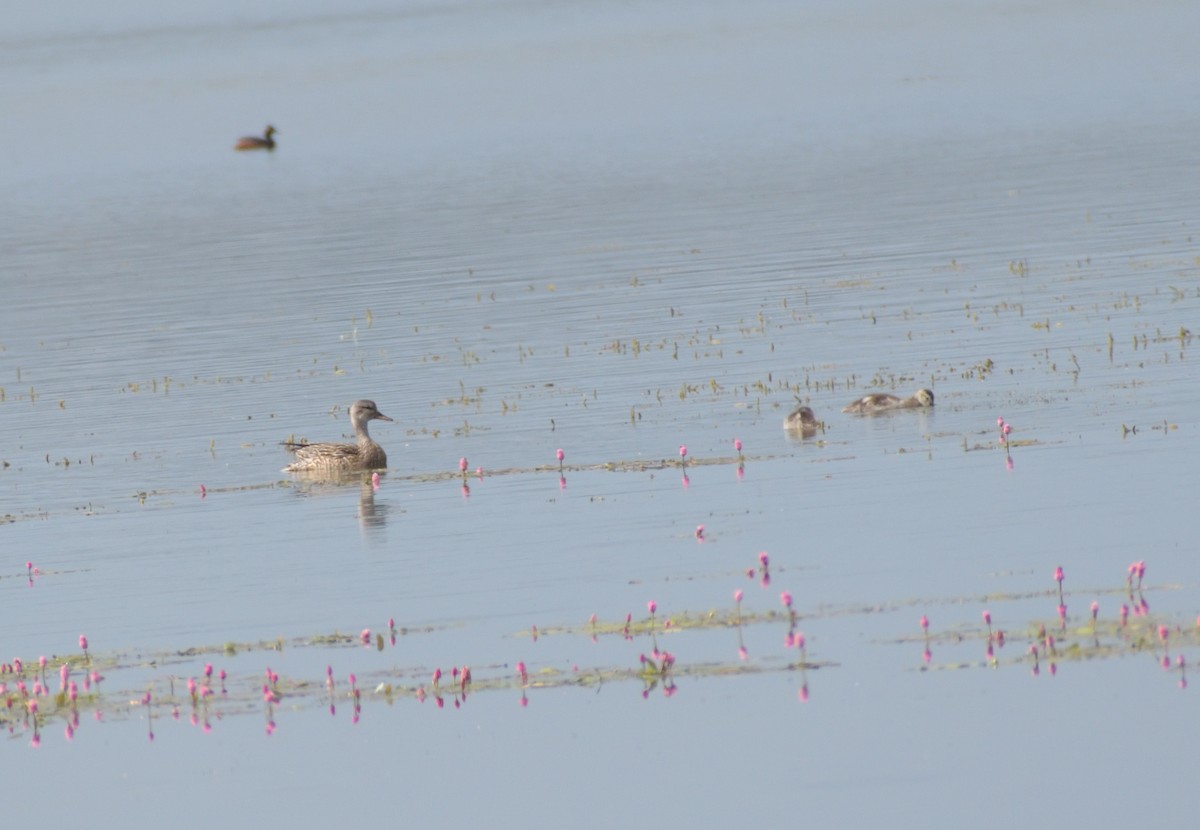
[[283, 399, 392, 473], [842, 388, 934, 414], [783, 405, 819, 430], [235, 125, 277, 151]]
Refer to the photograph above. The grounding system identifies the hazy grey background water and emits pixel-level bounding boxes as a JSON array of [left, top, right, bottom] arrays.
[[3, 0, 1199, 825]]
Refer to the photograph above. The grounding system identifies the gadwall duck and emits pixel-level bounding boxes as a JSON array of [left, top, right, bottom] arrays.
[[235, 125, 277, 151], [842, 389, 934, 414], [283, 400, 392, 473]]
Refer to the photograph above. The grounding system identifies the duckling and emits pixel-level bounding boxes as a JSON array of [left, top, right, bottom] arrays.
[[283, 400, 391, 473], [842, 388, 934, 414]]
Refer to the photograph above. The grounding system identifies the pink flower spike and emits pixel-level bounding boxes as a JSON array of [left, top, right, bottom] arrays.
[[734, 438, 742, 452], [997, 417, 1005, 427], [679, 445, 687, 459], [982, 610, 991, 626], [360, 628, 371, 644], [1003, 423, 1011, 436], [647, 600, 657, 615], [780, 591, 793, 608], [795, 632, 805, 650], [1054, 566, 1064, 584], [556, 448, 564, 464], [1158, 625, 1169, 643], [734, 589, 743, 604], [920, 615, 929, 632], [695, 524, 704, 539], [79, 635, 88, 652], [758, 551, 769, 568], [459, 457, 468, 473]]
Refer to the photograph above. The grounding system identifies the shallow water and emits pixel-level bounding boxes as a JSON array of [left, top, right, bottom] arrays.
[[4, 0, 1200, 825]]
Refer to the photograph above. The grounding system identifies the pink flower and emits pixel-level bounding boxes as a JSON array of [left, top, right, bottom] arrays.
[[1090, 601, 1099, 621], [79, 635, 88, 652], [679, 445, 687, 459], [647, 600, 657, 615], [734, 438, 742, 452], [919, 615, 929, 632], [795, 632, 805, 650], [780, 591, 793, 608], [1158, 625, 1169, 643], [1053, 566, 1064, 584], [459, 457, 468, 472], [758, 551, 769, 568], [982, 610, 991, 626], [695, 525, 704, 539], [733, 589, 743, 604], [360, 628, 371, 644]]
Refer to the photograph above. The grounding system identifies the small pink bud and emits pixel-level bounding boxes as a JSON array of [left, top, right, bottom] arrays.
[[734, 438, 742, 452], [1054, 566, 1064, 584], [459, 457, 468, 472], [920, 615, 929, 631], [734, 589, 743, 604], [982, 610, 991, 626], [647, 600, 657, 615], [758, 551, 769, 568], [780, 591, 793, 608]]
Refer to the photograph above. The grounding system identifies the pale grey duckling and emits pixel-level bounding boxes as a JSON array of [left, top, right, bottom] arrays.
[[842, 388, 934, 414], [283, 400, 392, 473]]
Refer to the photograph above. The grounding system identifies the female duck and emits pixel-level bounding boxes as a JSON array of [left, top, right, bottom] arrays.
[[283, 400, 392, 473], [842, 388, 934, 414], [235, 125, 277, 151]]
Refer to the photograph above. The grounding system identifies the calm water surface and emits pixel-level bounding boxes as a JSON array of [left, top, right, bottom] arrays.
[[3, 0, 1199, 825]]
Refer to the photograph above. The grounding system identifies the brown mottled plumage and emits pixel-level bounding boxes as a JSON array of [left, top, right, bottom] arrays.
[[283, 400, 392, 473]]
